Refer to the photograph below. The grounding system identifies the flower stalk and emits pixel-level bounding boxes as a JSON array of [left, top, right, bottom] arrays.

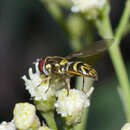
[[64, 125, 73, 130], [41, 112, 57, 130], [95, 0, 130, 121], [114, 0, 130, 46], [74, 77, 94, 130], [73, 108, 89, 130], [55, 88, 91, 126], [41, 0, 69, 37]]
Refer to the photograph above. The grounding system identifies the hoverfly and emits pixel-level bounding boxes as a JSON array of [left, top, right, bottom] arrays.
[[38, 39, 113, 93]]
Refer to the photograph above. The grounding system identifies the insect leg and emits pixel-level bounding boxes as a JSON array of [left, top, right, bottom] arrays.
[[82, 77, 85, 93], [86, 87, 94, 98], [65, 78, 70, 96], [36, 76, 51, 94], [45, 77, 51, 93], [37, 77, 47, 87]]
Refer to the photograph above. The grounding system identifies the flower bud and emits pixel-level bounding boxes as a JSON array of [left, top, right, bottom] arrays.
[[13, 102, 40, 130], [121, 123, 130, 130], [55, 88, 93, 126], [0, 120, 16, 130]]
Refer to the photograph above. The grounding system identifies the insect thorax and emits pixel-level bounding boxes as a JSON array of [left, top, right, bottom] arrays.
[[43, 57, 68, 75]]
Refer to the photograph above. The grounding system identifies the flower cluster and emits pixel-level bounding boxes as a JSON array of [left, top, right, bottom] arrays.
[[22, 62, 56, 112], [121, 123, 130, 130], [71, 0, 106, 12], [0, 103, 50, 130], [71, 0, 107, 19], [55, 88, 94, 125], [0, 120, 16, 130], [13, 103, 40, 130], [0, 60, 95, 128], [22, 62, 56, 101], [22, 60, 94, 126]]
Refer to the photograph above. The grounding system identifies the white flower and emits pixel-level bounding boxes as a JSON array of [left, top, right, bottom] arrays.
[[22, 61, 55, 101], [71, 0, 106, 12], [13, 103, 40, 130], [0, 120, 16, 130], [55, 87, 94, 125], [121, 123, 130, 130], [71, 0, 107, 19], [22, 61, 57, 112]]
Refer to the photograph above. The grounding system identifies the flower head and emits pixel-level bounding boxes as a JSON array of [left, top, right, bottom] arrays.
[[22, 61, 55, 101], [13, 102, 40, 130], [0, 120, 16, 130], [55, 88, 94, 125], [71, 0, 107, 19], [121, 123, 130, 130], [22, 61, 56, 112]]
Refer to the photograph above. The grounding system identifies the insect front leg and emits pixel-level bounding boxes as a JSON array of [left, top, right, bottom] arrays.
[[36, 75, 51, 94], [45, 77, 51, 93], [37, 75, 48, 88]]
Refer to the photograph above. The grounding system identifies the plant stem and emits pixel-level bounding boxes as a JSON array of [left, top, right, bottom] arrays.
[[109, 46, 130, 121], [114, 0, 130, 46], [95, 0, 130, 121], [73, 109, 89, 130], [70, 38, 83, 51], [41, 111, 57, 130], [64, 125, 73, 130], [41, 0, 70, 37], [74, 77, 94, 130]]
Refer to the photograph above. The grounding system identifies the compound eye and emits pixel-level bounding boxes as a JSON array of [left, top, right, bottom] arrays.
[[42, 63, 51, 75], [38, 58, 45, 73]]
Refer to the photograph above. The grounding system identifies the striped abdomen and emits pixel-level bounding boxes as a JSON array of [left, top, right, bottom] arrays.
[[61, 61, 97, 80]]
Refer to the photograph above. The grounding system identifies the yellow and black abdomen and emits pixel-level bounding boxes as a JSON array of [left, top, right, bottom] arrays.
[[61, 61, 97, 80]]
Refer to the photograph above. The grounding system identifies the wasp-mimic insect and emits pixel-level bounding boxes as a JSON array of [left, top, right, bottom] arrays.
[[38, 39, 113, 94]]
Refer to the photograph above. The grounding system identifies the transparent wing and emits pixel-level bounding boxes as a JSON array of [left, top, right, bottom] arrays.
[[65, 39, 114, 59]]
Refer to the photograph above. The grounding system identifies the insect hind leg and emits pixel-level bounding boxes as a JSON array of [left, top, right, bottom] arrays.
[[65, 78, 70, 96], [82, 77, 85, 93]]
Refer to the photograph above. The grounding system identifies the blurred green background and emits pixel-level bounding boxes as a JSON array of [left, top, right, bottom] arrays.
[[0, 0, 129, 130]]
